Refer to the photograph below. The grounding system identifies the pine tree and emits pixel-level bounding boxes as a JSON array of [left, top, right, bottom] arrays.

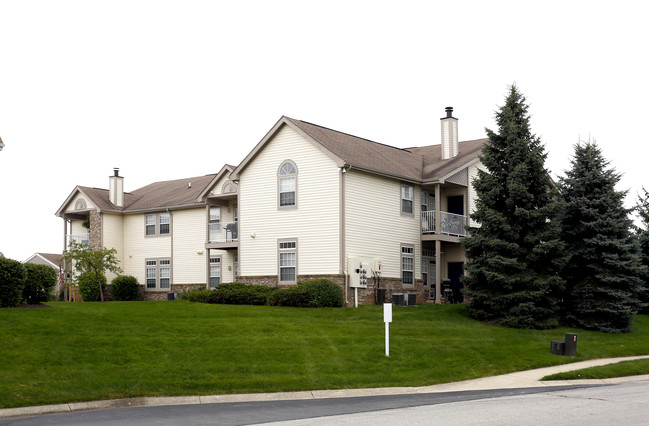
[[559, 142, 643, 332], [462, 85, 566, 329], [634, 187, 649, 314]]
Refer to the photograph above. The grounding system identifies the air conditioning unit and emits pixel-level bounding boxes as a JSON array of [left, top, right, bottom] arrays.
[[407, 293, 417, 306], [392, 293, 405, 306]]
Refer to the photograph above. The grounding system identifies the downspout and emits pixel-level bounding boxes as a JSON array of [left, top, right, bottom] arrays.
[[167, 208, 173, 288], [341, 165, 347, 305]]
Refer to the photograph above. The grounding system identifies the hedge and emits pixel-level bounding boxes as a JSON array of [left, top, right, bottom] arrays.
[[0, 257, 26, 307], [23, 263, 57, 304]]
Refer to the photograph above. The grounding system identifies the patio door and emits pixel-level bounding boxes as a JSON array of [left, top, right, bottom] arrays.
[[423, 260, 436, 300]]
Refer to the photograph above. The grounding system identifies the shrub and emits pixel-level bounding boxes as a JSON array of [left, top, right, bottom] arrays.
[[23, 264, 57, 304], [77, 271, 107, 302], [181, 289, 212, 303], [300, 279, 344, 307], [111, 275, 140, 301], [267, 286, 310, 307], [0, 257, 26, 307]]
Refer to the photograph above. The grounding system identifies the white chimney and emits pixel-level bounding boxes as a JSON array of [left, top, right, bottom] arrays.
[[109, 168, 124, 207], [440, 107, 458, 159]]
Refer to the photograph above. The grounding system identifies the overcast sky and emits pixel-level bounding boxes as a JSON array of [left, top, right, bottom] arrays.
[[1, 0, 647, 261]]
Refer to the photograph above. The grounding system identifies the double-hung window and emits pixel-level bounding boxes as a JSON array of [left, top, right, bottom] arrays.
[[401, 244, 414, 285], [209, 207, 221, 242], [145, 213, 171, 237], [145, 259, 171, 290], [278, 161, 297, 208], [159, 213, 170, 235], [278, 240, 297, 283], [401, 184, 414, 214], [145, 214, 156, 236], [209, 257, 221, 288]]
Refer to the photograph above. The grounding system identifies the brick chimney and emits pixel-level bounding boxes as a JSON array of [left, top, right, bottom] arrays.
[[109, 168, 124, 207], [440, 107, 458, 159]]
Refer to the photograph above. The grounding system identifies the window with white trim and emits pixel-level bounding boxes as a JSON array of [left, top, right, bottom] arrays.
[[209, 257, 221, 288], [145, 259, 172, 290], [145, 214, 156, 236], [401, 244, 414, 285], [401, 184, 414, 214], [159, 213, 170, 235], [145, 213, 171, 237], [209, 207, 221, 242], [278, 161, 297, 208], [278, 240, 297, 283]]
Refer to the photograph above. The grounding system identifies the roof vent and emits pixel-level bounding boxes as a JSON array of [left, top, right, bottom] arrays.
[[188, 182, 192, 189], [113, 168, 119, 177]]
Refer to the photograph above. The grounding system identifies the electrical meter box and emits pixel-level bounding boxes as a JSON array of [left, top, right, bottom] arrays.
[[348, 257, 369, 288], [348, 257, 382, 288]]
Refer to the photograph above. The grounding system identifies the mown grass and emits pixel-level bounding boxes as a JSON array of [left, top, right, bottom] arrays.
[[1, 301, 648, 408], [542, 358, 649, 380]]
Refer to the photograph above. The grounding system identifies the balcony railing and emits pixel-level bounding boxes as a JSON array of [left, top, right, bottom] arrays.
[[421, 211, 467, 237], [209, 221, 238, 243], [66, 234, 90, 247]]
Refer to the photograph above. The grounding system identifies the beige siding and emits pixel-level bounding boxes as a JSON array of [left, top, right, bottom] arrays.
[[441, 243, 465, 278], [64, 193, 97, 213], [102, 213, 124, 282], [172, 208, 207, 284], [120, 214, 171, 284], [468, 162, 486, 227], [238, 125, 340, 278], [70, 220, 87, 236], [345, 170, 421, 281]]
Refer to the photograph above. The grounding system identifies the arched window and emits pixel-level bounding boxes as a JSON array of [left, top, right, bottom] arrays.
[[278, 160, 297, 208]]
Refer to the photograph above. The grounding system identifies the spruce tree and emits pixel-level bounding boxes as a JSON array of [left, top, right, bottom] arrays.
[[634, 187, 649, 314], [559, 142, 643, 332], [462, 85, 565, 329]]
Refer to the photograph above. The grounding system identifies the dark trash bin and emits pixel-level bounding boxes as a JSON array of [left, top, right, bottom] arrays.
[[376, 289, 386, 305]]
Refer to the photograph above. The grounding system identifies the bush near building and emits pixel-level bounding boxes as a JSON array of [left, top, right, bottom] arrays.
[[110, 275, 140, 301], [0, 257, 26, 307], [77, 271, 107, 302], [22, 263, 57, 304]]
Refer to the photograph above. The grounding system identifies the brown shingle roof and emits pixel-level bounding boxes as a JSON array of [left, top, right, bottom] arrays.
[[286, 118, 424, 181], [77, 174, 217, 213], [285, 117, 486, 183]]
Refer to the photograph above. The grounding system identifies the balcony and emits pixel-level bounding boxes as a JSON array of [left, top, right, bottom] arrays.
[[207, 221, 239, 249], [66, 233, 90, 247], [421, 211, 467, 237]]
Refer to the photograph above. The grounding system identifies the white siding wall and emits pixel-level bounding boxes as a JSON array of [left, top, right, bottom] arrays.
[[238, 125, 340, 277], [468, 162, 486, 227], [63, 194, 97, 213], [70, 220, 87, 236], [345, 170, 421, 280], [172, 208, 207, 284]]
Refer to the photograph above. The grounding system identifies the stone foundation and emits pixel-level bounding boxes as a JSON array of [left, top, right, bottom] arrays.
[[139, 283, 206, 301], [237, 274, 426, 307]]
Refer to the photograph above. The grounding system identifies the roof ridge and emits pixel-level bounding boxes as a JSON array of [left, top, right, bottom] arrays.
[[293, 118, 417, 155]]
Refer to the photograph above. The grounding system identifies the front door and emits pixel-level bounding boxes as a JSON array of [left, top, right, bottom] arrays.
[[448, 262, 464, 303]]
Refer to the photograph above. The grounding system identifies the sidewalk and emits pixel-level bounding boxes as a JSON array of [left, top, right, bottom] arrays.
[[2, 355, 649, 420]]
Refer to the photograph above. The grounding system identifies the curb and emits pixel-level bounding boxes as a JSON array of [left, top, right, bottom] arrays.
[[2, 356, 649, 420]]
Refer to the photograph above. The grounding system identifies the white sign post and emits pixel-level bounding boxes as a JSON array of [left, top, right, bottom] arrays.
[[383, 303, 392, 356]]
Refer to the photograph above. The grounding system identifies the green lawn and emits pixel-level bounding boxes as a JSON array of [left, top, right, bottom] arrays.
[[542, 358, 649, 381], [1, 301, 648, 409]]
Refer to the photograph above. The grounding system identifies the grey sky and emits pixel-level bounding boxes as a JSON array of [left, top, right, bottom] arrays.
[[1, 0, 647, 260]]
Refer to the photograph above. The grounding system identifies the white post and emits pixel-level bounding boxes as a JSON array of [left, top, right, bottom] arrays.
[[355, 287, 358, 308], [383, 303, 392, 357]]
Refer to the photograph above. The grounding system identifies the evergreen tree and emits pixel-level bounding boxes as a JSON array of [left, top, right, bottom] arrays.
[[634, 187, 649, 314], [559, 142, 643, 332], [462, 85, 565, 329]]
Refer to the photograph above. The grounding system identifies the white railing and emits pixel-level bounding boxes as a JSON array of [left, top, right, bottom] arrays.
[[421, 211, 467, 237], [66, 234, 90, 247], [209, 221, 238, 243], [421, 211, 436, 234]]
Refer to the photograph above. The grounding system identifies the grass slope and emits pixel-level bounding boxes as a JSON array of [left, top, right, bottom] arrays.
[[542, 358, 649, 380], [1, 302, 648, 408]]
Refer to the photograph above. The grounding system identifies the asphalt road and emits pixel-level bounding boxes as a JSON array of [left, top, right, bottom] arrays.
[[3, 382, 648, 425]]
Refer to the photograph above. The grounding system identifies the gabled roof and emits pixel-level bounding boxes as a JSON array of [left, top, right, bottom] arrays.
[[24, 253, 63, 269], [232, 116, 487, 184], [196, 165, 236, 202], [57, 174, 217, 217]]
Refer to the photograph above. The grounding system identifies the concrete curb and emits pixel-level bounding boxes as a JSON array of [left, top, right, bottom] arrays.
[[2, 355, 648, 420]]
